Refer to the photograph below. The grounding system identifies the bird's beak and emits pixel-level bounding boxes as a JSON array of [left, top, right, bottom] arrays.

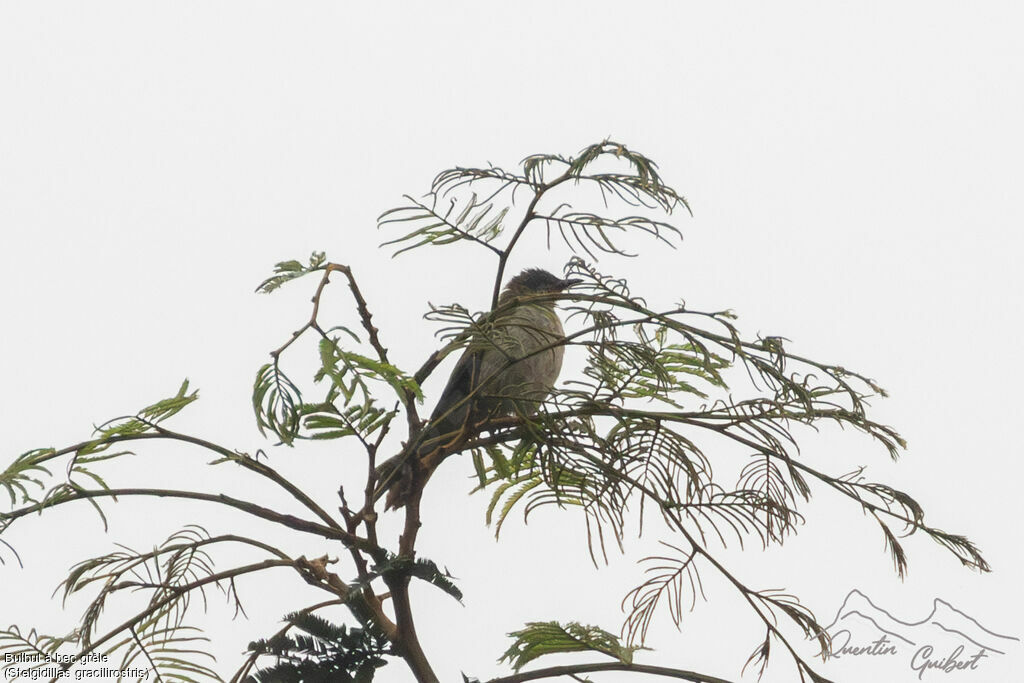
[[559, 278, 583, 290]]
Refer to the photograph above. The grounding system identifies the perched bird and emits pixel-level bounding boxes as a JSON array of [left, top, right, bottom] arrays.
[[377, 268, 579, 508]]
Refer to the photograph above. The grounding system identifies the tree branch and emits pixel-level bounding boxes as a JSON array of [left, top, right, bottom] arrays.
[[491, 172, 571, 308], [19, 427, 348, 537], [3, 487, 376, 552], [486, 662, 735, 683], [333, 263, 422, 429], [148, 425, 346, 532], [269, 264, 336, 361], [385, 489, 439, 683]]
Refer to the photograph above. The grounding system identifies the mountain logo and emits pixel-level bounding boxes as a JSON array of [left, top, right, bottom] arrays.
[[820, 589, 1019, 679]]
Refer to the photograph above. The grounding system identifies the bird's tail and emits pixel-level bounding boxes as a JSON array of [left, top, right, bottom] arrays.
[[373, 423, 448, 510]]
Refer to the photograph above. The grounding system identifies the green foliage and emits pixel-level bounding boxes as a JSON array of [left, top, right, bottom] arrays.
[[0, 626, 77, 679], [500, 621, 643, 671], [0, 448, 53, 506], [463, 254, 959, 583], [0, 616, 219, 683], [253, 335, 420, 446], [106, 623, 220, 683], [536, 211, 681, 261], [245, 613, 391, 683], [61, 527, 218, 647], [80, 379, 198, 456], [301, 403, 395, 441], [365, 554, 462, 603], [46, 526, 227, 681], [381, 141, 690, 262], [253, 362, 303, 445], [379, 193, 508, 256], [255, 251, 327, 294], [1, 381, 200, 546], [314, 338, 422, 409]]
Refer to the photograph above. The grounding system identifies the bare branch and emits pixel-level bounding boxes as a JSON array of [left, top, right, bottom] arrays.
[[485, 661, 735, 683], [2, 487, 376, 552]]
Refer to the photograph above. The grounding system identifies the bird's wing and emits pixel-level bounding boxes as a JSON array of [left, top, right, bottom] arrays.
[[420, 346, 486, 454]]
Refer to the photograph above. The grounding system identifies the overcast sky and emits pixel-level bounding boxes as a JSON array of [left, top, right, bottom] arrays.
[[1, 3, 1022, 682]]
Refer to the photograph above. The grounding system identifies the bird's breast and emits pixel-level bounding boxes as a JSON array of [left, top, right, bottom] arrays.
[[478, 304, 565, 414]]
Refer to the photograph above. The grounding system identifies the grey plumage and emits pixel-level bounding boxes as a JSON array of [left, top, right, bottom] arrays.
[[377, 268, 578, 508]]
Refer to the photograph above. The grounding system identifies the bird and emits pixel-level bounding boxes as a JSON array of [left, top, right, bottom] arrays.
[[376, 268, 580, 509]]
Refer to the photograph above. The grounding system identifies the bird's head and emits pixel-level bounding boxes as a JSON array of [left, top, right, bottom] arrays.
[[503, 268, 581, 298]]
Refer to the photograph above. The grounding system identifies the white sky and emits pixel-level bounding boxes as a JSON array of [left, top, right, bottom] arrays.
[[1, 3, 1022, 682]]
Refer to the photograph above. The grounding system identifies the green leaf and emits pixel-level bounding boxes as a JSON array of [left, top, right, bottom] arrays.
[[316, 338, 422, 405], [379, 194, 507, 257], [253, 363, 302, 445], [472, 450, 486, 487], [369, 554, 463, 604], [246, 612, 390, 682], [301, 404, 395, 441], [82, 380, 199, 455], [500, 621, 644, 671], [256, 251, 327, 293], [0, 449, 53, 506], [487, 446, 511, 479]]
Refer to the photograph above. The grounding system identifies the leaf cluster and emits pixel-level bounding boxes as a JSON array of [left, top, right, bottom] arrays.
[[245, 612, 391, 683], [255, 252, 327, 294], [499, 621, 642, 672], [253, 334, 419, 447], [359, 553, 463, 604], [380, 140, 690, 264]]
